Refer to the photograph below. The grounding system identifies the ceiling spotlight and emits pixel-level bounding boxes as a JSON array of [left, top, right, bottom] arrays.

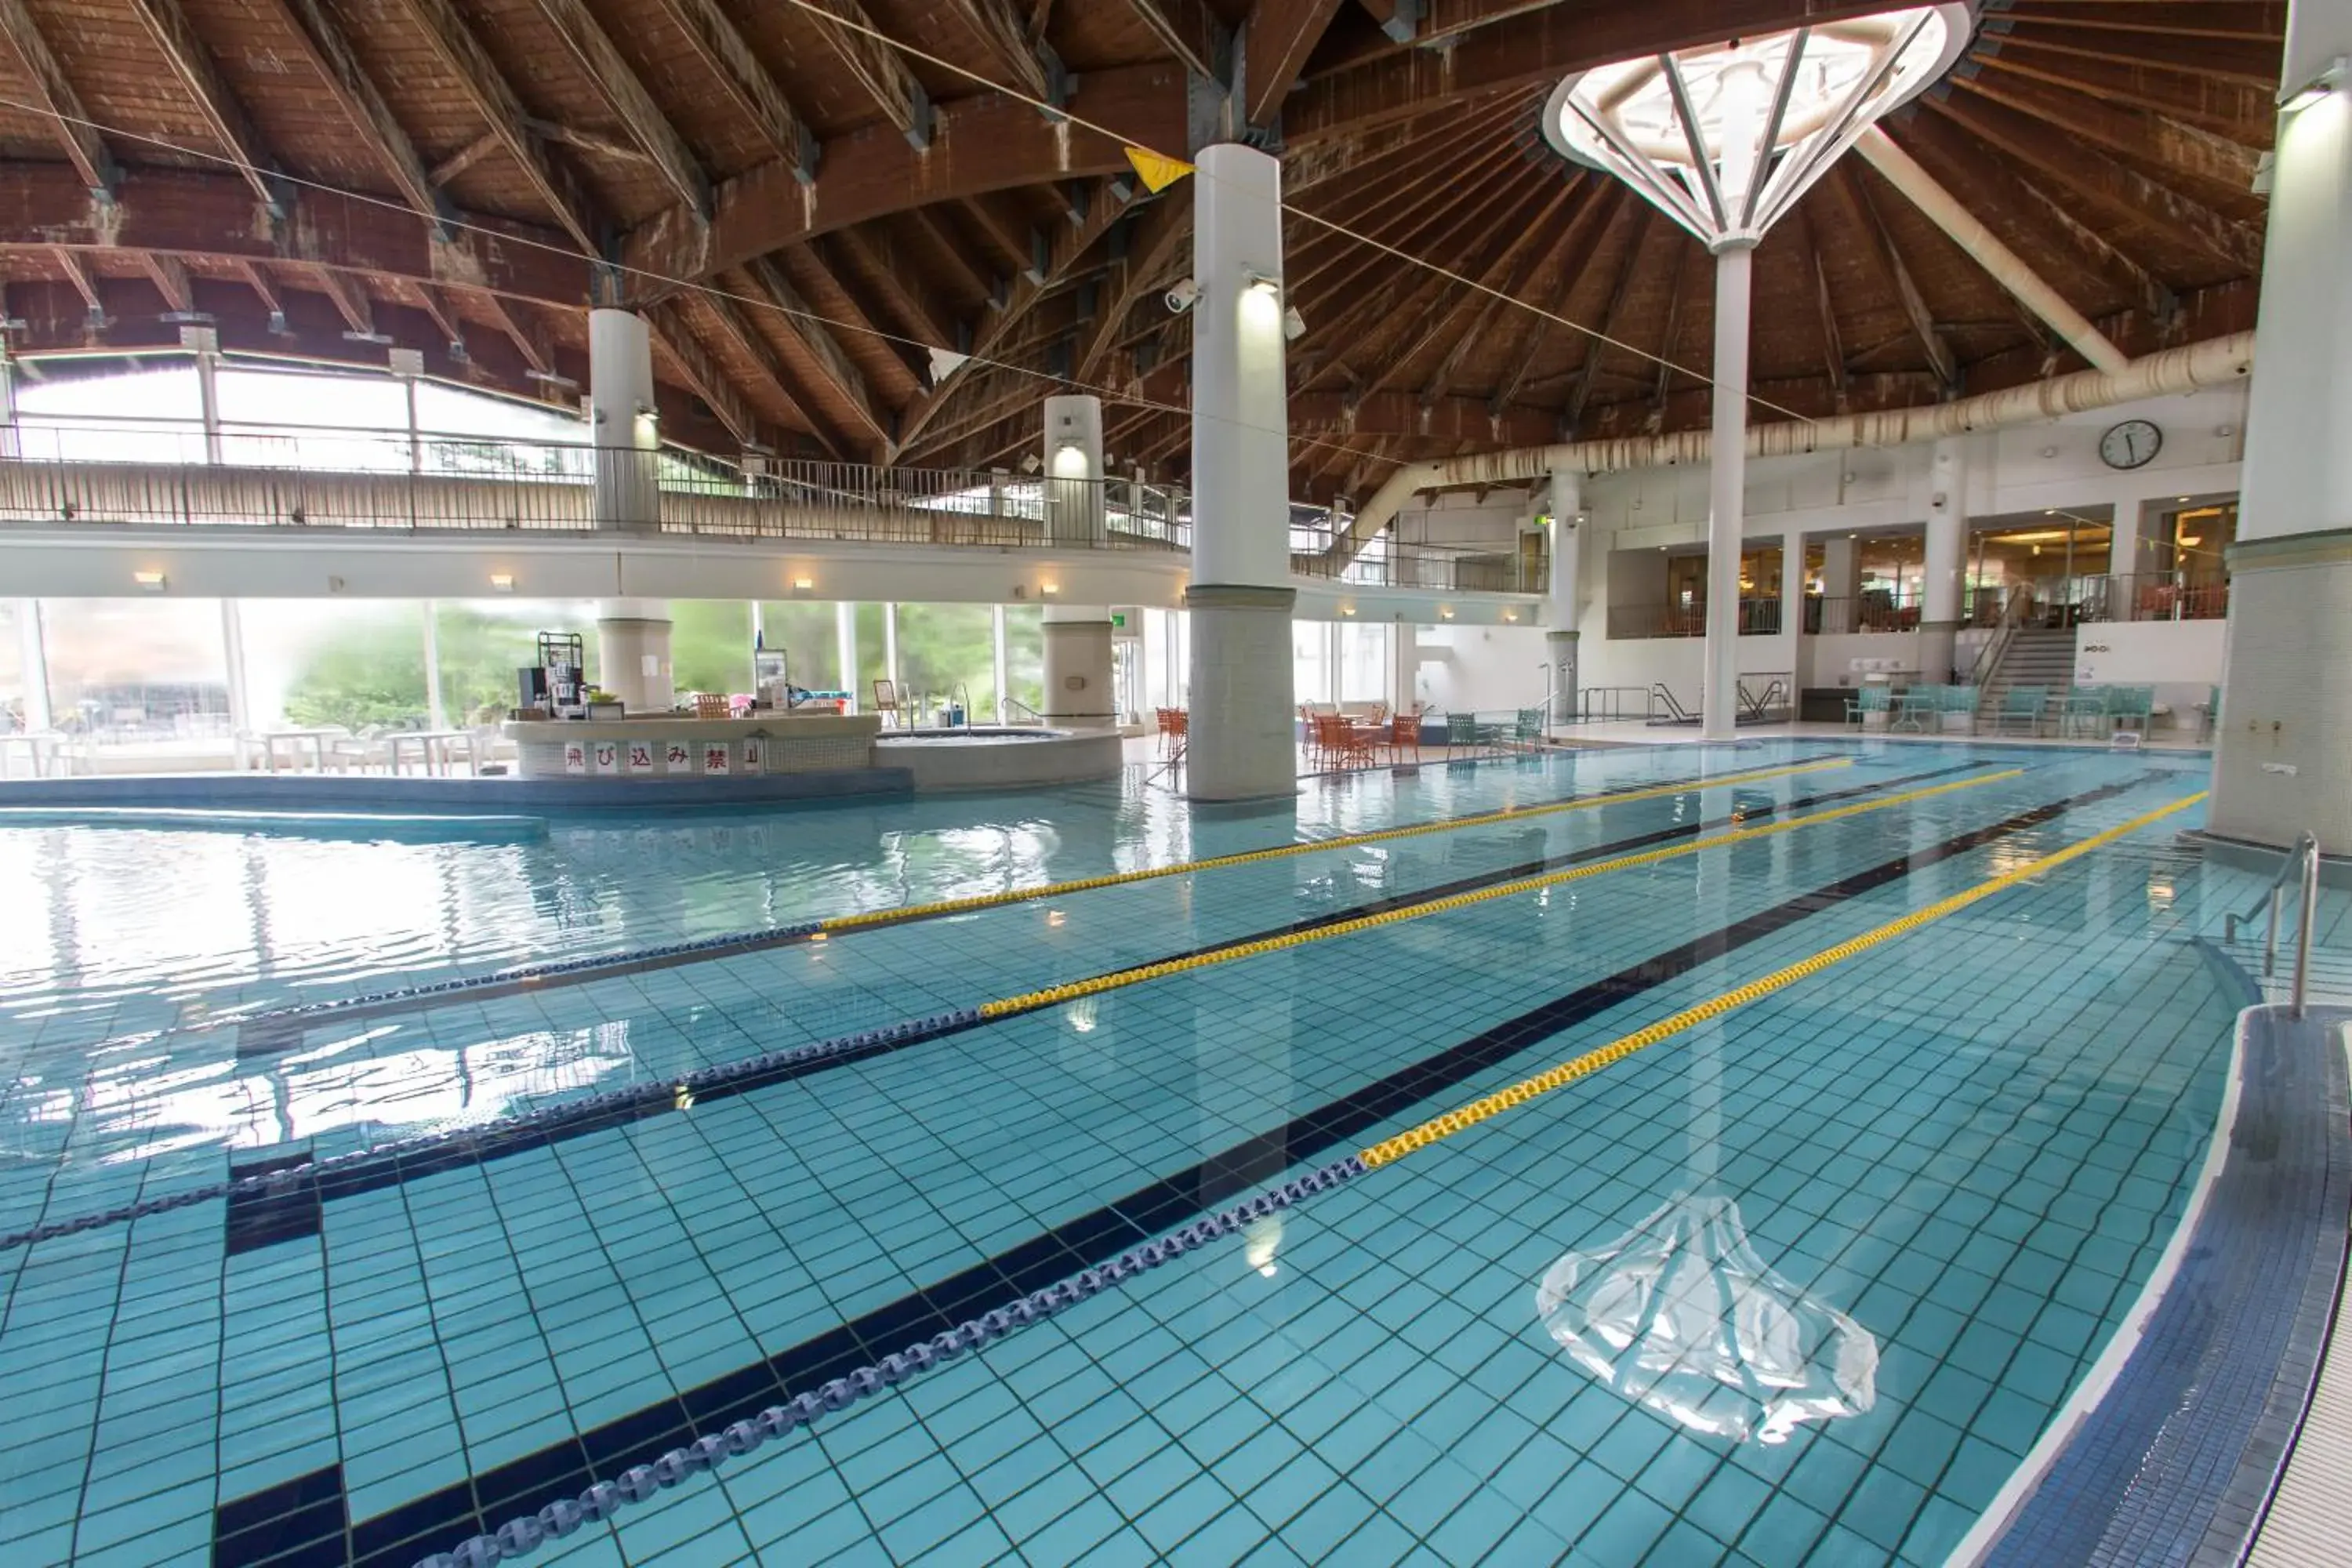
[[1282, 306, 1306, 342], [1163, 278, 1200, 314]]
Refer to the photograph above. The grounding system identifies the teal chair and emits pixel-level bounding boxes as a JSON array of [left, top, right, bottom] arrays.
[[1512, 707, 1545, 749], [1993, 686, 2046, 736], [1943, 686, 1980, 734], [2061, 686, 2107, 739], [1844, 686, 1890, 729], [1444, 711, 1480, 757]]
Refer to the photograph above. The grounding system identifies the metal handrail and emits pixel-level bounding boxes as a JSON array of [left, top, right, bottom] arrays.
[[1002, 696, 1045, 726], [2223, 830, 2321, 1017], [1969, 583, 2034, 691]]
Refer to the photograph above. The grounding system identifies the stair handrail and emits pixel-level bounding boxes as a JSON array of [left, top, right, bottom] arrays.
[[2223, 829, 2323, 1017], [1969, 583, 2036, 694]]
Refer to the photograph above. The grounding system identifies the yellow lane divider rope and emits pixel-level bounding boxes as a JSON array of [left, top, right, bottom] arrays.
[[977, 768, 2024, 1022], [1357, 789, 2207, 1170], [818, 757, 1850, 935]]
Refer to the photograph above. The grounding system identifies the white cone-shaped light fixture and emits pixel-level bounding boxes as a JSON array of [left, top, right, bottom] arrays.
[[1542, 6, 1973, 252]]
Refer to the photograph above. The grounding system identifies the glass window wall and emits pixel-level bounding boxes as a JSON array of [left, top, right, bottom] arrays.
[[1003, 605, 1044, 717], [757, 601, 845, 692], [41, 598, 230, 744], [670, 601, 753, 695], [435, 600, 601, 726], [895, 604, 997, 719], [241, 600, 430, 730]]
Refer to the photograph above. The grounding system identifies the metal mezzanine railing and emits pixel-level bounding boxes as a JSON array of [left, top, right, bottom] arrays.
[[0, 414, 1190, 552]]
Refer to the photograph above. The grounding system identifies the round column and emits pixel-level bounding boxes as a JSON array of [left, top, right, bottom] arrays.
[[1920, 437, 1967, 684], [1043, 394, 1106, 546], [1701, 244, 1754, 742], [1041, 603, 1117, 726], [1185, 143, 1298, 800], [1548, 469, 1583, 722], [2211, 0, 2352, 853], [589, 309, 659, 531], [596, 597, 673, 712]]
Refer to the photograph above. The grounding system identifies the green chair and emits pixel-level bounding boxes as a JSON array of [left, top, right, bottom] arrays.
[[1844, 686, 1890, 729], [1992, 685, 2046, 737], [2061, 687, 2107, 739], [1444, 711, 1480, 757], [1512, 707, 1545, 749], [1940, 684, 1980, 734]]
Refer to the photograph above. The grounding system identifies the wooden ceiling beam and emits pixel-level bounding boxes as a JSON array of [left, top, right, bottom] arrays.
[[1244, 0, 1348, 128], [391, 0, 602, 255], [528, 0, 710, 220], [1123, 0, 1229, 82], [1488, 180, 1628, 416], [773, 245, 920, 399], [741, 256, 891, 450], [1946, 71, 2263, 209], [0, 0, 117, 199], [655, 0, 818, 181], [821, 230, 953, 354], [428, 132, 502, 189], [1073, 187, 1192, 387], [1895, 109, 2178, 332], [277, 0, 446, 228], [1563, 205, 1652, 435], [141, 253, 194, 316], [50, 246, 103, 318], [960, 196, 1040, 278], [678, 292, 837, 450], [892, 178, 1131, 456], [310, 264, 376, 337], [1927, 93, 2262, 274], [467, 289, 554, 379], [939, 0, 1054, 100], [1991, 22, 2281, 90], [802, 0, 935, 147], [1284, 0, 1893, 143], [1796, 203, 1849, 414], [646, 303, 760, 446], [1970, 45, 2272, 140], [622, 64, 1183, 285], [127, 0, 285, 213], [1646, 241, 1691, 431], [907, 209, 1000, 307], [1828, 162, 1958, 389], [237, 261, 285, 324]]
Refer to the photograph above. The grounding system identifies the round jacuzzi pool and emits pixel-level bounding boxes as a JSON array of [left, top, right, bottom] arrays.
[[875, 726, 1121, 787]]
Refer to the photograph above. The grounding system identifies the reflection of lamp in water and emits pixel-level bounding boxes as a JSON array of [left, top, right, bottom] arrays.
[[1067, 995, 1098, 1034], [1243, 1214, 1283, 1278], [1535, 1191, 1877, 1443]]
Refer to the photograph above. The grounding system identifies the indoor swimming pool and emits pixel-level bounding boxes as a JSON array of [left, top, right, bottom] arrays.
[[0, 742, 2254, 1565]]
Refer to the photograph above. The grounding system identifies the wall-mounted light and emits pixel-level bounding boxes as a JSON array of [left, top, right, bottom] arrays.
[[792, 576, 815, 593], [1040, 582, 1058, 596], [490, 572, 515, 592], [634, 402, 658, 422], [2282, 56, 2347, 112], [133, 570, 167, 592], [1339, 604, 1356, 616], [1243, 269, 1282, 295], [1502, 610, 1518, 622], [1439, 607, 1454, 620]]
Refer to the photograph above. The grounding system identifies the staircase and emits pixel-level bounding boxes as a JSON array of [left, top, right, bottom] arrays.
[[1978, 626, 2076, 718]]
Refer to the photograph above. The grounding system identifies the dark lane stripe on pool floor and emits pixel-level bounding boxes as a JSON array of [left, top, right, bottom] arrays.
[[218, 761, 1997, 1255], [214, 769, 2172, 1568], [227, 753, 1854, 1058]]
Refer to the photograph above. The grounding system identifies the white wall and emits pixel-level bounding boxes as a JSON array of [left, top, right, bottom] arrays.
[[1410, 622, 1552, 712], [2075, 619, 2225, 720]]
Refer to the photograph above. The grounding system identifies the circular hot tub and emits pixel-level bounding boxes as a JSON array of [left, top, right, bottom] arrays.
[[875, 726, 1122, 789]]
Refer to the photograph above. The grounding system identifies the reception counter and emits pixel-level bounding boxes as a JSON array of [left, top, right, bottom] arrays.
[[504, 712, 882, 782]]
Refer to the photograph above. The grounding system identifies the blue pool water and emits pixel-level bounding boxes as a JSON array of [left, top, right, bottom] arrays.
[[0, 741, 2253, 1565]]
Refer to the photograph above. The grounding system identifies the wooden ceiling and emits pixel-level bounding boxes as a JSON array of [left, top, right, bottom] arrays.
[[0, 0, 2279, 501]]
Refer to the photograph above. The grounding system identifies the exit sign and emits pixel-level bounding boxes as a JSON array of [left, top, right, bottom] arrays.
[[1112, 612, 1127, 627]]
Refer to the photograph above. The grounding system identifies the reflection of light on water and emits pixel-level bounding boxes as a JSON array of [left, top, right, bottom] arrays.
[[1068, 996, 1098, 1034], [1244, 1214, 1283, 1278], [1535, 1192, 1877, 1444]]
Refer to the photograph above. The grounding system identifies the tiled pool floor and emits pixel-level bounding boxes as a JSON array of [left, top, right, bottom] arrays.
[[0, 742, 2242, 1566]]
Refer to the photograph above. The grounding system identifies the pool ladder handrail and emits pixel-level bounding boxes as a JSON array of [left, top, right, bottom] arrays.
[[1004, 695, 1044, 727], [2223, 829, 2321, 1018]]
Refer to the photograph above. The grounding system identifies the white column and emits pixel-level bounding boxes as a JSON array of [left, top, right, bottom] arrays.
[[404, 368, 423, 475], [0, 353, 19, 461], [1547, 469, 1582, 722], [1702, 245, 1753, 742], [17, 599, 51, 732], [1820, 535, 1860, 634], [748, 600, 765, 691], [1782, 528, 1808, 695], [423, 600, 447, 730], [835, 601, 857, 710], [992, 603, 1009, 722], [596, 597, 673, 712], [1043, 394, 1106, 546], [1921, 437, 1967, 682], [588, 308, 659, 530], [193, 329, 225, 466], [883, 601, 898, 687], [1042, 603, 1116, 725], [1185, 142, 1298, 800], [2212, 0, 2352, 851], [220, 599, 250, 734]]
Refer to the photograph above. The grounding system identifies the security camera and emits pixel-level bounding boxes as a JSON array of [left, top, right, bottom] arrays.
[[1164, 278, 1200, 314], [1282, 305, 1306, 343]]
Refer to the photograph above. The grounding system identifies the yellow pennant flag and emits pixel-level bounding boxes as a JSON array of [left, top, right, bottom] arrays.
[[1125, 147, 1194, 194]]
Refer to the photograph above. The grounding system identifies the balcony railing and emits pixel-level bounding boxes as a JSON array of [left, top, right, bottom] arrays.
[[1606, 598, 1788, 639], [0, 416, 1189, 552], [1289, 522, 1545, 595]]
